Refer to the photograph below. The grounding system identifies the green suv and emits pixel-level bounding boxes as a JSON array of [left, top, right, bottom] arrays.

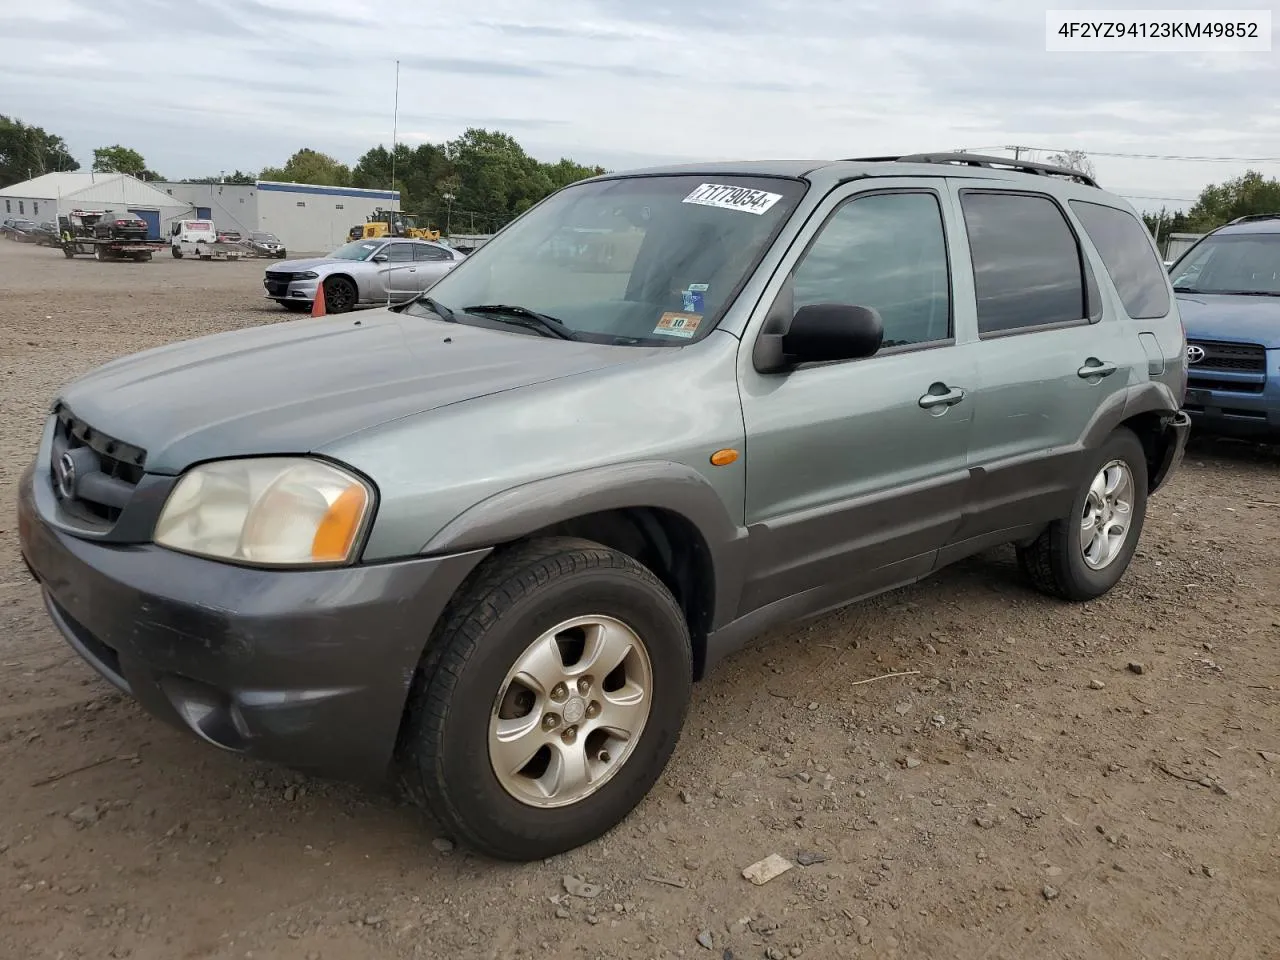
[[18, 153, 1190, 861]]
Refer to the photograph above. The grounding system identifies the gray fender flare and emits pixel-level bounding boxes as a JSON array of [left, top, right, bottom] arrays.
[[419, 460, 749, 631]]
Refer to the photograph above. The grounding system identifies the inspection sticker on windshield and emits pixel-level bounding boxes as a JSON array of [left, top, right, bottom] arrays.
[[682, 183, 783, 216], [654, 312, 703, 338]]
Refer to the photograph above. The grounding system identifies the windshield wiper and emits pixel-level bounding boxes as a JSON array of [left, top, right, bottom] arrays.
[[462, 304, 578, 340], [1172, 285, 1200, 293], [406, 295, 457, 321]]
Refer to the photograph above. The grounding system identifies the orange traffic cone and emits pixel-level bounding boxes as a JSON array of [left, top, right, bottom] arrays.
[[311, 281, 326, 318]]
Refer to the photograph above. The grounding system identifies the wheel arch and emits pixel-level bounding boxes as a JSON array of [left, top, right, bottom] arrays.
[[419, 461, 750, 680], [1081, 382, 1184, 493]]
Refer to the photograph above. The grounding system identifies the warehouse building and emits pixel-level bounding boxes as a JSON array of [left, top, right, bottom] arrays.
[[0, 172, 187, 239], [154, 180, 401, 253]]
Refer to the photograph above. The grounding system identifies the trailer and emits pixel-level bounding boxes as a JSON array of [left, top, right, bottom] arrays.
[[58, 210, 167, 262]]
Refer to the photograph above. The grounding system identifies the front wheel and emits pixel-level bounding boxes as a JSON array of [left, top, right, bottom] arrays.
[[398, 538, 692, 861], [1017, 428, 1149, 601], [321, 276, 357, 313], [171, 245, 182, 258]]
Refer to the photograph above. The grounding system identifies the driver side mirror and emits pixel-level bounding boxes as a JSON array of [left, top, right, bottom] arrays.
[[372, 253, 389, 263], [755, 303, 885, 373]]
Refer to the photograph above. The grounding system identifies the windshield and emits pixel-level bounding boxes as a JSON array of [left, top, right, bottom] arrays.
[[1170, 233, 1280, 295], [329, 239, 384, 261], [13, 220, 35, 229], [413, 174, 806, 345]]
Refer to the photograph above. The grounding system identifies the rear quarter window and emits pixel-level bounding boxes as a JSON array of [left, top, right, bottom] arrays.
[[1069, 200, 1171, 319]]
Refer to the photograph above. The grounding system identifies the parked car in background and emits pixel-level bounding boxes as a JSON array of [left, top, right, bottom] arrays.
[[34, 221, 61, 247], [19, 154, 1189, 862], [216, 230, 242, 244], [92, 213, 149, 241], [1170, 213, 1280, 440], [263, 237, 465, 312], [2, 218, 40, 242], [242, 231, 286, 258]]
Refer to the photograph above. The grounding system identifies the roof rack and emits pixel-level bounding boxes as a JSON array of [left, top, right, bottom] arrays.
[[843, 152, 1100, 188], [1226, 212, 1280, 224]]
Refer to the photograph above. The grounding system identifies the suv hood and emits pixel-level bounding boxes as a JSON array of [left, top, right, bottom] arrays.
[[56, 309, 652, 474], [1176, 293, 1280, 349]]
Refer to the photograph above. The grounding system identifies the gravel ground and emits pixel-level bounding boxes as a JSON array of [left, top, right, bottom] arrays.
[[1, 239, 1277, 960]]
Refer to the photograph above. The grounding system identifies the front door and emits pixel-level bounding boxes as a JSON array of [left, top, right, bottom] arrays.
[[943, 183, 1132, 547], [737, 182, 976, 617], [378, 241, 420, 301]]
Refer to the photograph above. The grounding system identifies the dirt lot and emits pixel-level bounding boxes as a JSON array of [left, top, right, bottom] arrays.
[[0, 239, 1277, 960]]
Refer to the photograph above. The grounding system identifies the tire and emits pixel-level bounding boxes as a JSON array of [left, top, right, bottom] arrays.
[[321, 276, 357, 313], [399, 537, 693, 861], [94, 245, 106, 261], [62, 245, 75, 259], [172, 246, 182, 259], [1017, 428, 1148, 602]]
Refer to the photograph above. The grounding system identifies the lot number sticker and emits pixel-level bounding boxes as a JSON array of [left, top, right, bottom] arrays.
[[682, 183, 783, 215], [654, 312, 703, 338]]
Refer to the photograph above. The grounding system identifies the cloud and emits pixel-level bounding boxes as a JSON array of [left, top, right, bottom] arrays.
[[0, 0, 1275, 209]]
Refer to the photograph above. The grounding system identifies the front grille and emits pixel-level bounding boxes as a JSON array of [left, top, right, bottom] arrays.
[[50, 405, 146, 526], [1187, 340, 1266, 373], [265, 271, 296, 295]]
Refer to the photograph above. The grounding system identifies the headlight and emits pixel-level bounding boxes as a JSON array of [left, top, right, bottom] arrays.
[[154, 457, 373, 566], [298, 270, 319, 279]]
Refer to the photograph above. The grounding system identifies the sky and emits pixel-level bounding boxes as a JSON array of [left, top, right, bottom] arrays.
[[2, 0, 1278, 213]]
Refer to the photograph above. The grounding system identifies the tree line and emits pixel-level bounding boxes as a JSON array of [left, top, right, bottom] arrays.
[[3, 115, 1277, 238]]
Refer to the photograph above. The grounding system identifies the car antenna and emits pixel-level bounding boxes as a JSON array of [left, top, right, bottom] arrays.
[[388, 58, 400, 309]]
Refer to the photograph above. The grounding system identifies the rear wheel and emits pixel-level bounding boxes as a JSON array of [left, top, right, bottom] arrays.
[[399, 538, 692, 861], [94, 245, 107, 261], [62, 245, 75, 259], [1017, 428, 1148, 601], [322, 276, 357, 313]]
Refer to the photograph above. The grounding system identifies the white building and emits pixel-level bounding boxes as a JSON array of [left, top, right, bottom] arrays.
[[154, 180, 401, 254], [0, 172, 188, 239]]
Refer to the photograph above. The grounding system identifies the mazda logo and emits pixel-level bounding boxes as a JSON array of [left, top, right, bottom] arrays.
[[1186, 344, 1205, 364], [54, 452, 77, 499]]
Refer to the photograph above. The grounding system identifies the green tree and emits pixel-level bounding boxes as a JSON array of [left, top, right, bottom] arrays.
[[92, 144, 147, 176], [1184, 170, 1280, 232], [182, 170, 255, 185], [0, 116, 79, 188], [260, 148, 351, 186]]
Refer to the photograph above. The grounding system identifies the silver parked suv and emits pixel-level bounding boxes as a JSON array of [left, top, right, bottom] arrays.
[[18, 153, 1190, 860]]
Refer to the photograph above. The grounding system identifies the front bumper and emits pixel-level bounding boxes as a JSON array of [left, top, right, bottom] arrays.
[[263, 276, 318, 303], [17, 461, 489, 783]]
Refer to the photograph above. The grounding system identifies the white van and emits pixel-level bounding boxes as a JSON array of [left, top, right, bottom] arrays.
[[170, 219, 217, 258]]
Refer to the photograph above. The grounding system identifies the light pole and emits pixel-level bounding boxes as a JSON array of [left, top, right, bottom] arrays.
[[442, 192, 455, 236]]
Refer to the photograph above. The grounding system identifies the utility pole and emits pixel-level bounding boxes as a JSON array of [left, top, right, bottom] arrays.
[[390, 60, 400, 211], [1005, 145, 1032, 160]]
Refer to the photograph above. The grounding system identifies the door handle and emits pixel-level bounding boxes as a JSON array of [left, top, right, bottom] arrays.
[[918, 386, 966, 409], [1077, 360, 1117, 379]]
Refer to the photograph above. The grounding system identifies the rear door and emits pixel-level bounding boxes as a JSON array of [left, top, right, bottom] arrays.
[[412, 242, 459, 290], [944, 182, 1131, 552]]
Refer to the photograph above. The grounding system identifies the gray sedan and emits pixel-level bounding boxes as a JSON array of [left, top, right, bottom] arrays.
[[263, 238, 465, 313]]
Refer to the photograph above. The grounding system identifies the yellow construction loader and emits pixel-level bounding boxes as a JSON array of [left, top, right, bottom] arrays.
[[356, 208, 440, 242]]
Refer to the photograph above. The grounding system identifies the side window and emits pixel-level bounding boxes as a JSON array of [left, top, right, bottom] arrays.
[[4, 200, 10, 213], [792, 191, 951, 348], [414, 244, 449, 261], [18, 201, 24, 215], [32, 201, 38, 216], [384, 242, 413, 262], [1069, 200, 1171, 318], [960, 192, 1085, 335]]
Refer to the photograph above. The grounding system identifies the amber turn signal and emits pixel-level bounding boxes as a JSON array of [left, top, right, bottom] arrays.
[[710, 448, 739, 466], [311, 484, 369, 561]]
